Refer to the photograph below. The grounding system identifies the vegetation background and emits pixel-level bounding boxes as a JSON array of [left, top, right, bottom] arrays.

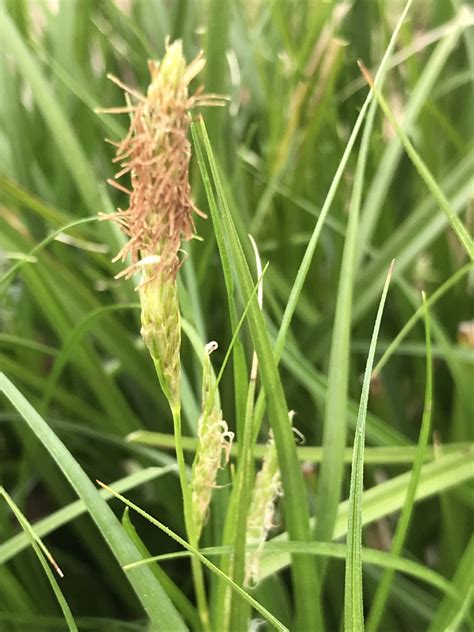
[[0, 0, 472, 630]]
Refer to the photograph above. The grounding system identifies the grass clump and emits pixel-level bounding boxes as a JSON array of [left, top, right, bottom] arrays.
[[0, 1, 472, 631]]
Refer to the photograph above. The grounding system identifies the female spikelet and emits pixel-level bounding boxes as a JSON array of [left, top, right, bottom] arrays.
[[191, 342, 234, 540]]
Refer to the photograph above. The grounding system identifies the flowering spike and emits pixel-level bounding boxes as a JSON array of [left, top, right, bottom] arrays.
[[191, 342, 234, 540], [99, 40, 224, 407], [101, 39, 214, 285], [245, 431, 282, 587]]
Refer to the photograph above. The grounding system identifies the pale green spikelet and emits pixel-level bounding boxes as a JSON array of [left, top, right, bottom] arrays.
[[245, 431, 282, 587], [191, 342, 234, 540], [140, 269, 181, 408]]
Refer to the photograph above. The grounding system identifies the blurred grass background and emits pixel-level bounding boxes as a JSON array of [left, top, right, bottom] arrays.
[[0, 0, 473, 630]]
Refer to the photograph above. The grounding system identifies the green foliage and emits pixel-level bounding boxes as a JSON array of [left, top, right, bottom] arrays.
[[0, 1, 472, 630]]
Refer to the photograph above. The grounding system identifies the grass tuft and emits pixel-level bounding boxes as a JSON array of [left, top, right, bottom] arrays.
[[0, 1, 472, 629]]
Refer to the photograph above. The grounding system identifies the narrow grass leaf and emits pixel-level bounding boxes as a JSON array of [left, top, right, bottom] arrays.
[[0, 487, 78, 632], [445, 586, 474, 632], [353, 157, 472, 324], [0, 374, 187, 632], [344, 261, 394, 631], [372, 263, 473, 376], [41, 303, 140, 413], [259, 449, 473, 580], [121, 508, 202, 632], [366, 292, 434, 631], [0, 11, 103, 214], [314, 0, 411, 552], [0, 466, 176, 565], [269, 0, 413, 373], [358, 63, 473, 260], [0, 217, 98, 292], [356, 13, 465, 263], [429, 537, 474, 632], [97, 482, 288, 632], [127, 541, 459, 600], [192, 118, 322, 631], [0, 174, 71, 227], [128, 431, 471, 465], [277, 334, 411, 447]]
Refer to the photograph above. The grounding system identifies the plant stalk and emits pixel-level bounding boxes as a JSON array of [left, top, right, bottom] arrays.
[[167, 389, 209, 631]]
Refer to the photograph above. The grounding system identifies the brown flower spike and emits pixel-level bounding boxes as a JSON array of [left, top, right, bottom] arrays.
[[100, 40, 224, 406], [101, 38, 224, 283]]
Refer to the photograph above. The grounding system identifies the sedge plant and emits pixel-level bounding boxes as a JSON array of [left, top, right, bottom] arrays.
[[0, 2, 473, 631], [99, 40, 227, 629]]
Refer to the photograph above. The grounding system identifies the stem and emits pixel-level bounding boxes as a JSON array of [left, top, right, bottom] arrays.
[[212, 371, 257, 631], [169, 397, 210, 631], [229, 370, 257, 631]]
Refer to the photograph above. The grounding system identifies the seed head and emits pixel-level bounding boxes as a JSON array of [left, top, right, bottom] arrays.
[[99, 40, 225, 406], [191, 342, 234, 540], [245, 432, 282, 586], [100, 39, 224, 284]]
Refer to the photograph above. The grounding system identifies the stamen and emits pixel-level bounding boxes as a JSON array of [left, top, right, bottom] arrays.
[[106, 179, 132, 195], [106, 73, 146, 101]]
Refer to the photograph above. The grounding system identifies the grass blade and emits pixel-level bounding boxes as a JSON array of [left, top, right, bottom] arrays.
[[0, 217, 98, 292], [358, 63, 473, 260], [355, 12, 466, 264], [366, 292, 434, 630], [259, 448, 473, 581], [372, 263, 473, 377], [0, 465, 177, 565], [0, 373, 187, 632], [268, 0, 413, 372], [97, 481, 288, 632], [41, 303, 140, 414], [128, 430, 471, 465], [128, 541, 459, 601], [314, 0, 412, 554], [192, 118, 322, 630], [344, 261, 394, 631], [121, 508, 202, 632], [0, 10, 102, 215], [429, 537, 474, 632], [0, 487, 78, 632], [445, 586, 473, 632], [352, 158, 472, 325]]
